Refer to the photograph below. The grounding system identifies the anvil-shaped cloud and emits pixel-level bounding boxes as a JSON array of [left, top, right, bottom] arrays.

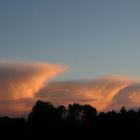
[[0, 61, 67, 116]]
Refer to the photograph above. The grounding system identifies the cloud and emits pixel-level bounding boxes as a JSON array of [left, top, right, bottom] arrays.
[[0, 61, 67, 116], [37, 77, 140, 112], [1, 61, 140, 116], [107, 83, 140, 111], [0, 99, 34, 117]]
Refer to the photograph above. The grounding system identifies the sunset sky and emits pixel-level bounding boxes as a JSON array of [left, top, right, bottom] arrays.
[[1, 0, 140, 80], [1, 0, 140, 116]]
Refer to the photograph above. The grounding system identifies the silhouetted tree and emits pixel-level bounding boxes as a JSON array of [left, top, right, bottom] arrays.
[[28, 100, 59, 127], [57, 105, 66, 118], [82, 104, 97, 124], [120, 106, 127, 114], [68, 103, 82, 121]]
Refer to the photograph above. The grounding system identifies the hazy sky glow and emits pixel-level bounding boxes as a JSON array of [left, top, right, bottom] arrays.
[[1, 1, 140, 116]]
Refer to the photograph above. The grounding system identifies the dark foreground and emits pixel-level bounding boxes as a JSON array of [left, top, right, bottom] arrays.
[[0, 100, 140, 139]]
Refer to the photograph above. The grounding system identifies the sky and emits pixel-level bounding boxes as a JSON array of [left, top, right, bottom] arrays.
[[1, 0, 140, 80], [1, 0, 140, 116]]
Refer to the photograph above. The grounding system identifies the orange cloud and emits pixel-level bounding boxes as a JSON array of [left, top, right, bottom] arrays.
[[0, 61, 67, 116], [0, 61, 140, 116], [37, 77, 140, 111]]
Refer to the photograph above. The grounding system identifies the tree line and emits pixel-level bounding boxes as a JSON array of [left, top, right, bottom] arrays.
[[0, 100, 140, 139]]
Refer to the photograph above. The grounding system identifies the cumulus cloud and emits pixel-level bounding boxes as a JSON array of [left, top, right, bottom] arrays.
[[37, 77, 140, 112], [0, 61, 67, 116]]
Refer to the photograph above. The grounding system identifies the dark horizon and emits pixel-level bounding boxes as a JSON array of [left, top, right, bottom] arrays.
[[0, 100, 140, 139]]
